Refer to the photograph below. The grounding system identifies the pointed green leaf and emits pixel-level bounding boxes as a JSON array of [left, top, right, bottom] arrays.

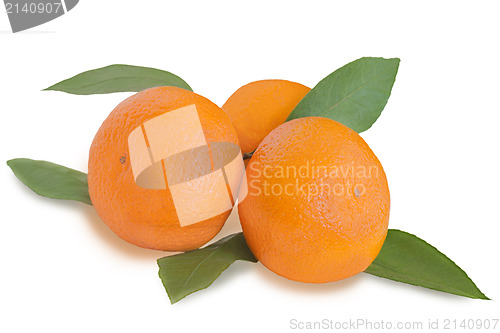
[[7, 158, 91, 205], [286, 57, 400, 132], [44, 64, 192, 95], [158, 233, 257, 304], [365, 229, 488, 299]]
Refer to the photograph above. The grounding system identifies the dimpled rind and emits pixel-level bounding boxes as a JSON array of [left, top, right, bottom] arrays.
[[239, 117, 390, 283], [88, 86, 239, 251], [222, 80, 310, 154]]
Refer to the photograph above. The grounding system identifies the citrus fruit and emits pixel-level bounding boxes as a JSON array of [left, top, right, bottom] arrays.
[[88, 86, 243, 252], [222, 80, 310, 154], [238, 117, 390, 283]]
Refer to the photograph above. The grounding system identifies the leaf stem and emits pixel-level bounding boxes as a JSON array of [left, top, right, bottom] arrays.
[[243, 150, 255, 160]]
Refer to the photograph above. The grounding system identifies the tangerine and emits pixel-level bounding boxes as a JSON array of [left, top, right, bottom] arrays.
[[222, 80, 310, 154], [238, 117, 390, 283], [88, 86, 241, 252]]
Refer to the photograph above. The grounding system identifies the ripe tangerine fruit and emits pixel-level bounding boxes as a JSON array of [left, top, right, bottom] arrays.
[[88, 86, 240, 252], [222, 79, 310, 154], [238, 117, 390, 283]]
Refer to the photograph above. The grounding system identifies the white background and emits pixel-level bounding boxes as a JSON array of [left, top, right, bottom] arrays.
[[1, 1, 499, 332]]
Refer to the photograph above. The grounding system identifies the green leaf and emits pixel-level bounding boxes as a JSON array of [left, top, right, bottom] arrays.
[[158, 233, 257, 304], [286, 57, 400, 132], [7, 158, 92, 205], [365, 229, 489, 299], [44, 64, 192, 95], [157, 230, 488, 303]]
